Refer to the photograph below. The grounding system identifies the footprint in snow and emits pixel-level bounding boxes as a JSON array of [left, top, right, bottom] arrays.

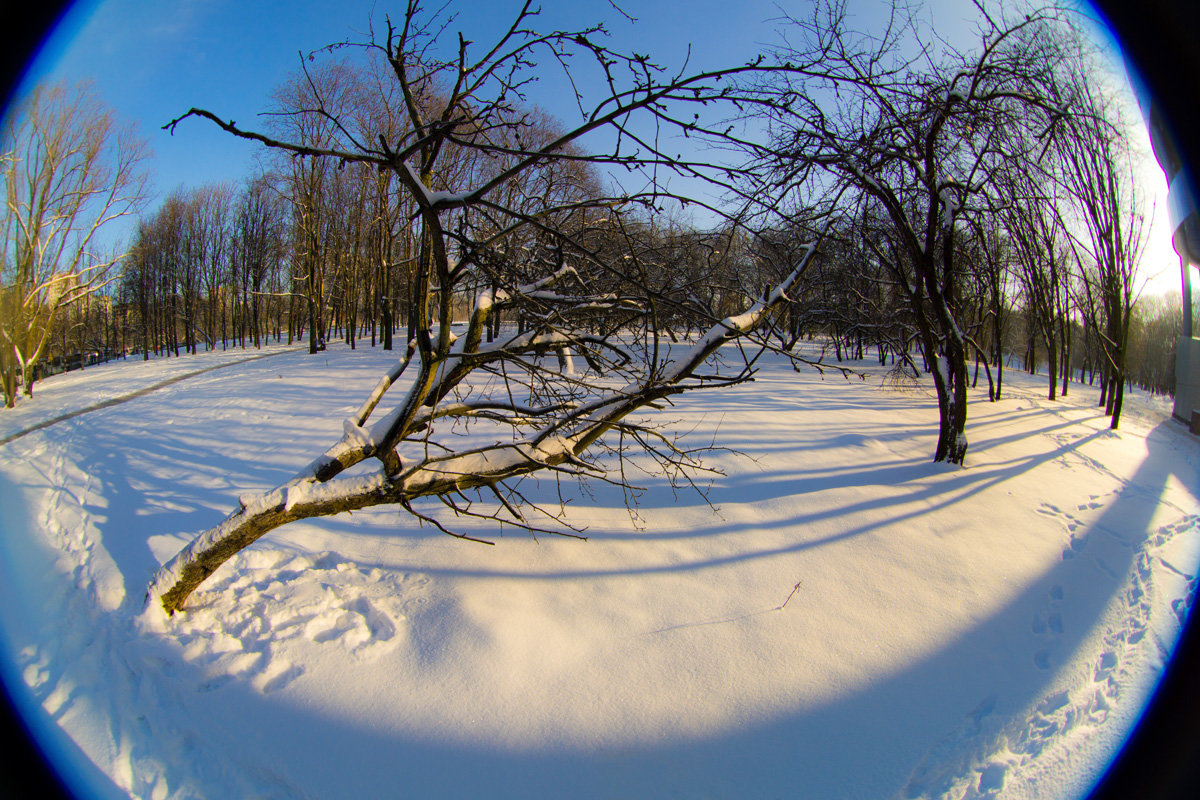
[[1031, 585, 1065, 637], [303, 598, 398, 654], [1171, 574, 1197, 625], [352, 597, 396, 642], [170, 548, 415, 694], [256, 662, 304, 694], [1039, 502, 1091, 560], [1079, 492, 1115, 512], [1093, 650, 1118, 682], [976, 762, 1007, 795], [1147, 514, 1200, 547]]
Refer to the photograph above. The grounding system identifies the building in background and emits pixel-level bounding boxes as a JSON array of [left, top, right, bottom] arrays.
[[1128, 60, 1200, 426]]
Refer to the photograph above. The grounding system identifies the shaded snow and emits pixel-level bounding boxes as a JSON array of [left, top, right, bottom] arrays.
[[1, 340, 1198, 800]]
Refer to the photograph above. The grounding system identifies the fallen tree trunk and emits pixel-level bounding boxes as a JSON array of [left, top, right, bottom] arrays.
[[147, 240, 822, 615]]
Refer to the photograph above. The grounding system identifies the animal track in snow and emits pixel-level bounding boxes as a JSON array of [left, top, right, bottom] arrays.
[[1037, 502, 1087, 561], [1146, 514, 1200, 548], [902, 506, 1181, 799], [1037, 496, 1168, 589], [1031, 585, 1065, 670]]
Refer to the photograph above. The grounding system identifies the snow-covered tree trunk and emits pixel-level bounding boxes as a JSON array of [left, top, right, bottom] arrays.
[[929, 349, 970, 465]]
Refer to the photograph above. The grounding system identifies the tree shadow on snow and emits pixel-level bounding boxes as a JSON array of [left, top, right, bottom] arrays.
[[364, 421, 1112, 569], [128, 418, 1191, 800], [6, 357, 1198, 799]]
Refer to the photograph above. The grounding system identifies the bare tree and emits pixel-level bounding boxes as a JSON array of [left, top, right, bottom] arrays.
[[228, 174, 288, 349], [147, 1, 827, 614], [960, 207, 1015, 400], [194, 184, 233, 351], [749, 2, 1067, 463], [269, 60, 370, 354], [1053, 59, 1146, 429], [1, 81, 148, 406], [997, 164, 1072, 400]]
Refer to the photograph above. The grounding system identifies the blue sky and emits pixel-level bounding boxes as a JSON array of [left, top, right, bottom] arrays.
[[6, 0, 1183, 295], [12, 0, 988, 195], [16, 0, 787, 194]]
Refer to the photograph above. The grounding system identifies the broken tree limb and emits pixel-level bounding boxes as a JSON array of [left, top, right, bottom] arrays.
[[146, 238, 821, 615]]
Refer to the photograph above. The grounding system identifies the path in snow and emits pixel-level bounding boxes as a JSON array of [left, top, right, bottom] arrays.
[[0, 345, 301, 446]]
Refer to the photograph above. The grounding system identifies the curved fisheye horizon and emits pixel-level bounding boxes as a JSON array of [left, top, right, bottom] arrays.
[[2, 2, 1199, 800]]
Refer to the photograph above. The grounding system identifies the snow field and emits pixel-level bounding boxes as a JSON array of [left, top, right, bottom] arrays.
[[1, 340, 1197, 800]]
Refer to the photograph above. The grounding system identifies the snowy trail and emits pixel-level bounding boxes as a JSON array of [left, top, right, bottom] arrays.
[[1, 343, 1198, 799], [0, 346, 301, 446], [1, 350, 339, 799], [896, 418, 1200, 799]]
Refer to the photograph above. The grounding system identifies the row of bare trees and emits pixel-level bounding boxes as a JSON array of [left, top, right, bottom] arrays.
[[116, 50, 628, 362], [6, 7, 1153, 433], [122, 177, 300, 358]]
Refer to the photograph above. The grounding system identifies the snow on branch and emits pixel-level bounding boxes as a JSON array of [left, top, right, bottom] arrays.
[[146, 229, 825, 615], [143, 0, 849, 616]]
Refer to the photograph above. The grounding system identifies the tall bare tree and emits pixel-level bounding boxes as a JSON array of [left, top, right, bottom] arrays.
[[230, 174, 288, 349], [194, 184, 233, 350], [749, 2, 1067, 463], [0, 81, 148, 406], [998, 165, 1071, 400], [1053, 59, 1146, 429]]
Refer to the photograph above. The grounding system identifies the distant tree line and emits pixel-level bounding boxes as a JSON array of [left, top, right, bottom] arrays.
[[4, 1, 1188, 444]]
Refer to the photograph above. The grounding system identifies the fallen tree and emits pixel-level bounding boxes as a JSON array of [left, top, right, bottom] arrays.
[[146, 0, 831, 614], [147, 244, 822, 614]]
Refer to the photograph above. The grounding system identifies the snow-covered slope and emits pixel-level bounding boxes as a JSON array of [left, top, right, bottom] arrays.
[[1, 342, 1196, 799]]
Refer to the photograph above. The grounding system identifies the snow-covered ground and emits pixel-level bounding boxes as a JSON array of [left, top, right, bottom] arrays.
[[1, 341, 1197, 800]]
